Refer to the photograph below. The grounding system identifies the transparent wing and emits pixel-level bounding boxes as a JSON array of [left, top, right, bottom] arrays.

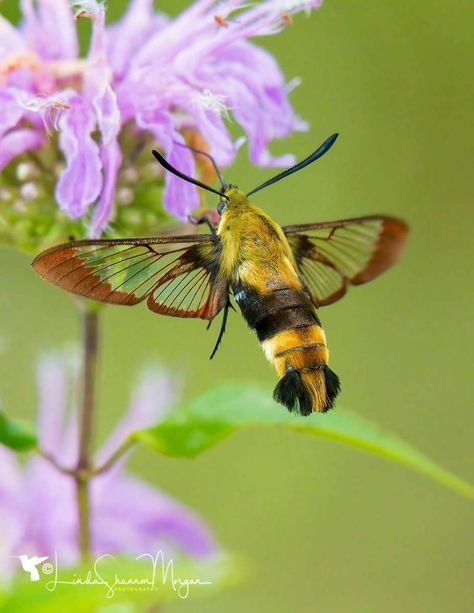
[[32, 235, 228, 320], [283, 215, 408, 306]]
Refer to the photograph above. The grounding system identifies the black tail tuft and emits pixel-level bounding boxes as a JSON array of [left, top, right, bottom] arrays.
[[273, 370, 313, 416], [273, 366, 341, 416], [322, 365, 341, 411]]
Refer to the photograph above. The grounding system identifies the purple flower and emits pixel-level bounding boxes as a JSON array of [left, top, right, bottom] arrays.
[[0, 0, 321, 237], [0, 354, 215, 584]]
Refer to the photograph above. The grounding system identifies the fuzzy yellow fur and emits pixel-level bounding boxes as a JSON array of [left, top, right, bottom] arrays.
[[261, 326, 327, 362], [217, 187, 300, 291]]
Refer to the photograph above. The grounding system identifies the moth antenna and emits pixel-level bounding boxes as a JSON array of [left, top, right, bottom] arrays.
[[152, 150, 228, 199], [246, 133, 339, 197], [174, 141, 226, 189]]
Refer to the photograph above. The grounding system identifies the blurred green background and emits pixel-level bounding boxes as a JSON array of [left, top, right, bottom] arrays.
[[1, 1, 473, 611]]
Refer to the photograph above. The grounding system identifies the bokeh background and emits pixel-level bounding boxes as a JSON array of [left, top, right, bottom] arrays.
[[1, 1, 473, 611]]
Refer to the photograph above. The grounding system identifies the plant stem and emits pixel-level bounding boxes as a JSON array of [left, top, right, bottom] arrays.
[[37, 447, 76, 475], [75, 301, 99, 561], [38, 437, 137, 478], [92, 437, 137, 476]]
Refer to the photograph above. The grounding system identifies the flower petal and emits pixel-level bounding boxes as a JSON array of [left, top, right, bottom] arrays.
[[106, 0, 168, 80], [0, 515, 17, 585], [55, 94, 102, 218], [0, 446, 26, 584], [0, 16, 27, 56], [82, 2, 122, 235], [0, 447, 22, 509], [123, 0, 315, 172], [92, 473, 216, 557], [19, 458, 78, 563], [20, 0, 78, 60], [202, 41, 307, 166], [83, 0, 120, 144], [137, 109, 199, 219], [36, 355, 68, 454], [164, 142, 200, 219], [90, 140, 122, 236], [0, 89, 25, 139], [226, 0, 322, 39], [180, 91, 236, 166], [0, 128, 43, 171], [91, 82, 120, 144], [97, 369, 177, 466]]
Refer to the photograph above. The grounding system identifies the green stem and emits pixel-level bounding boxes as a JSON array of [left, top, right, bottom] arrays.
[[75, 301, 99, 561], [38, 436, 137, 479], [76, 476, 91, 560], [91, 436, 137, 476], [36, 447, 76, 475]]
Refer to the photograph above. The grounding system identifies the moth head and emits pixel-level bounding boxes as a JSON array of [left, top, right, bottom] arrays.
[[218, 186, 248, 214]]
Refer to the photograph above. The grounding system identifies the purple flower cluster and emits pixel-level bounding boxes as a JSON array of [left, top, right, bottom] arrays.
[[0, 355, 215, 583], [0, 0, 321, 236]]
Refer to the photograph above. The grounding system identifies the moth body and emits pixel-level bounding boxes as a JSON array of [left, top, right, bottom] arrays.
[[217, 188, 339, 414]]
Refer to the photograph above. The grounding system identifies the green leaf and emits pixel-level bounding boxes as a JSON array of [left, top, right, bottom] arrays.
[[135, 383, 474, 498], [0, 553, 242, 612], [0, 410, 37, 451]]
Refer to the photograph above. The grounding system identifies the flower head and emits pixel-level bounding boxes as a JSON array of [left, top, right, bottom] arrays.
[[0, 0, 321, 247], [0, 354, 216, 583]]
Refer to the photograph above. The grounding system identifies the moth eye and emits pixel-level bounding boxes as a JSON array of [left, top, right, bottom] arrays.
[[217, 200, 227, 215]]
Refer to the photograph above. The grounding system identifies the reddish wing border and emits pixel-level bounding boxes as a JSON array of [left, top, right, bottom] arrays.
[[283, 215, 409, 306], [32, 234, 228, 320]]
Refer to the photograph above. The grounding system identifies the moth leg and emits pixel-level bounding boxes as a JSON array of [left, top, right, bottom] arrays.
[[209, 298, 232, 360], [188, 214, 217, 237]]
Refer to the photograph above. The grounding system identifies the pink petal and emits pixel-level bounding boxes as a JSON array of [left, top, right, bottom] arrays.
[[0, 128, 43, 170], [92, 473, 216, 557], [180, 96, 235, 166], [20, 0, 78, 60], [202, 41, 306, 165], [36, 356, 68, 455], [97, 370, 177, 466], [0, 16, 27, 56], [164, 142, 200, 219], [106, 0, 168, 80], [19, 458, 78, 564], [137, 108, 199, 219], [55, 95, 102, 217], [0, 89, 25, 139], [0, 447, 22, 508], [89, 139, 122, 236], [83, 2, 122, 235]]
